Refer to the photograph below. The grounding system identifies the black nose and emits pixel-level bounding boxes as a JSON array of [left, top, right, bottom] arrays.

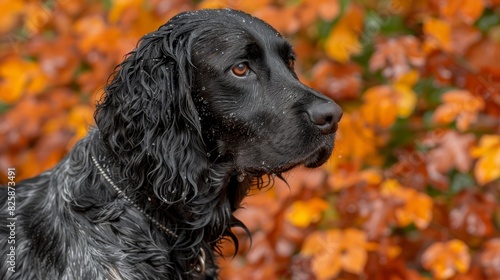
[[306, 101, 343, 134]]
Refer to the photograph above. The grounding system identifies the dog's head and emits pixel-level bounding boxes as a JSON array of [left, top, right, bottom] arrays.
[[96, 9, 341, 198], [188, 10, 342, 177]]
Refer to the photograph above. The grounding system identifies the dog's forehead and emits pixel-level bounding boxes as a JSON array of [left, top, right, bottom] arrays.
[[178, 9, 292, 62], [175, 9, 284, 43]]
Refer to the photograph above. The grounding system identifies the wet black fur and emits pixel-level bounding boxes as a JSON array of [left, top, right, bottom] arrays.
[[0, 9, 341, 279]]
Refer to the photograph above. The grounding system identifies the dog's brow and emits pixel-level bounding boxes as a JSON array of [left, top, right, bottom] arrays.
[[244, 42, 262, 60], [277, 41, 295, 61]]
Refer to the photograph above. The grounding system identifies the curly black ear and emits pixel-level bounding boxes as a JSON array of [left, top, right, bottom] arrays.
[[95, 16, 208, 203]]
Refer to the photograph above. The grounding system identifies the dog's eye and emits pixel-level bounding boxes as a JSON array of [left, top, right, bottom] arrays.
[[231, 63, 250, 77], [288, 59, 295, 69]]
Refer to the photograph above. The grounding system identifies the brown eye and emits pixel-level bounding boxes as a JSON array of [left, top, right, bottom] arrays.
[[288, 59, 295, 69], [232, 63, 249, 77]]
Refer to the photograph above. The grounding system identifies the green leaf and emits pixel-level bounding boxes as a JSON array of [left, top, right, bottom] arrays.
[[475, 8, 500, 32], [449, 171, 475, 194]]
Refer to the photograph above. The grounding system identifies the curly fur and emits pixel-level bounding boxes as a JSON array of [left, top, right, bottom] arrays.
[[0, 9, 342, 279]]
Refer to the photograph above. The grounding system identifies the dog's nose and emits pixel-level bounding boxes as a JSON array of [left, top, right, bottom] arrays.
[[306, 101, 343, 134]]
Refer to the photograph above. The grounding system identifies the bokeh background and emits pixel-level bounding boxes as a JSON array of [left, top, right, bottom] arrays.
[[1, 0, 500, 279]]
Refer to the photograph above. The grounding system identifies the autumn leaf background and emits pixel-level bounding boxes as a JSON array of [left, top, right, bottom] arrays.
[[1, 0, 499, 279]]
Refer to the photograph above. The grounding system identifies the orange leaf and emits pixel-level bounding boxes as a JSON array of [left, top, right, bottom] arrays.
[[439, 0, 484, 24], [480, 239, 500, 279], [298, 0, 340, 26], [360, 86, 399, 128], [324, 5, 364, 63], [68, 105, 95, 147], [471, 135, 500, 185], [0, 57, 26, 103], [421, 239, 471, 279], [369, 36, 425, 81], [334, 112, 381, 163], [327, 167, 382, 191], [23, 2, 53, 34], [450, 190, 496, 237], [380, 179, 433, 229], [311, 60, 362, 100], [0, 57, 47, 104], [425, 131, 475, 188], [433, 90, 484, 131], [302, 229, 368, 279], [197, 0, 226, 9], [108, 0, 143, 23], [360, 81, 417, 129], [0, 0, 24, 34], [423, 17, 452, 52], [254, 6, 300, 34]]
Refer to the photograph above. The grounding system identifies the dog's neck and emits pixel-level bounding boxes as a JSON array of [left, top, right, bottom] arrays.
[[83, 129, 253, 274]]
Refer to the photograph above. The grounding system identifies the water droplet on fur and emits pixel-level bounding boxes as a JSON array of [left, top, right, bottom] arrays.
[[201, 87, 206, 91], [237, 172, 246, 182], [242, 19, 246, 23]]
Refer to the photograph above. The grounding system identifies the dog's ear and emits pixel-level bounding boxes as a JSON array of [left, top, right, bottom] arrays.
[[95, 20, 207, 203]]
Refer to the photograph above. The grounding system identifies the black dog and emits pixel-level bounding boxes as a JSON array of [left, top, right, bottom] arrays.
[[0, 9, 342, 279]]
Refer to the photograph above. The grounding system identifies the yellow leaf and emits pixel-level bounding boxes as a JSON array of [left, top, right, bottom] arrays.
[[395, 69, 419, 87], [285, 198, 329, 228], [471, 135, 500, 185], [422, 239, 471, 279], [394, 85, 417, 118], [393, 71, 419, 117], [380, 178, 401, 196]]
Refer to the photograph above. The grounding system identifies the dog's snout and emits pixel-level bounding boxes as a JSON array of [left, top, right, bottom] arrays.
[[306, 101, 343, 134]]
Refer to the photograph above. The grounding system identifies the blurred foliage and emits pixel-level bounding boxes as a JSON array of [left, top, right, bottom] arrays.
[[1, 0, 500, 279]]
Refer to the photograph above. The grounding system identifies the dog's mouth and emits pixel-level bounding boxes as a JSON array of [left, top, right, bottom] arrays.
[[303, 145, 332, 168], [242, 141, 334, 178]]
